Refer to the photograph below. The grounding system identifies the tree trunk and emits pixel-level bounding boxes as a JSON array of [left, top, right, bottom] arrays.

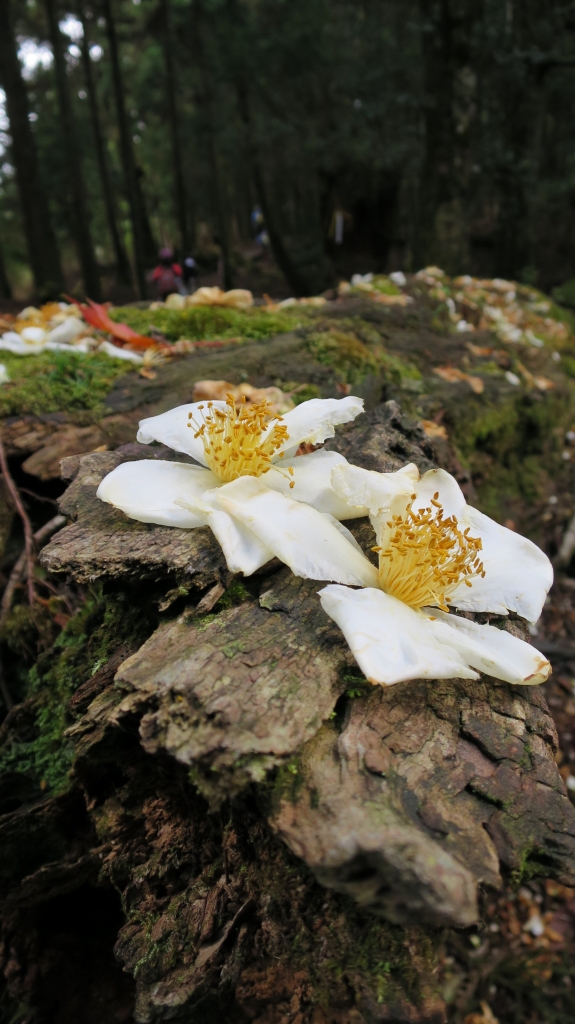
[[192, 1, 234, 290], [0, 0, 64, 300], [77, 4, 131, 286], [44, 0, 101, 300], [236, 81, 310, 297], [0, 244, 12, 300], [100, 0, 156, 297], [415, 0, 477, 274], [159, 0, 190, 253]]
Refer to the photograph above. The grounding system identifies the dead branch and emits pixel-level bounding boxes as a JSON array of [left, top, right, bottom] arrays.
[[0, 431, 36, 606], [0, 514, 66, 711]]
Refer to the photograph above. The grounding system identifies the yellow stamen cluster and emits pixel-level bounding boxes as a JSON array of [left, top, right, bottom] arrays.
[[187, 394, 291, 483], [374, 492, 485, 610]]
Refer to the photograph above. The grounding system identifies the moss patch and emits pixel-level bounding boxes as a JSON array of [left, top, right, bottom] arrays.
[[110, 304, 308, 342], [0, 351, 129, 418], [0, 588, 158, 794]]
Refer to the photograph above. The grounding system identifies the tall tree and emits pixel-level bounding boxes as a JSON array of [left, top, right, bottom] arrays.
[[158, 0, 190, 252], [44, 0, 101, 299], [100, 0, 156, 297], [76, 4, 131, 285], [0, 244, 12, 300], [0, 0, 64, 299], [191, 1, 234, 289]]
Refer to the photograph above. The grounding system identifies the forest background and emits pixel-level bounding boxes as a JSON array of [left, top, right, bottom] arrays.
[[1, 0, 575, 304]]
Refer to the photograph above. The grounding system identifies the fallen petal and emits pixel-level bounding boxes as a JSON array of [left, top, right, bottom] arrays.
[[216, 476, 379, 586], [97, 459, 217, 527]]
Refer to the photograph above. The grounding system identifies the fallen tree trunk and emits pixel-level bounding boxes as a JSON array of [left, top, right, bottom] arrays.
[[0, 402, 574, 1022]]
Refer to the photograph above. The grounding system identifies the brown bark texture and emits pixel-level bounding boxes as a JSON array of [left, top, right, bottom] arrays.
[[2, 398, 575, 1021]]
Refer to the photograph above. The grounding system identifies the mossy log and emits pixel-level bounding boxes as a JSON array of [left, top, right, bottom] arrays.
[[0, 402, 570, 1021]]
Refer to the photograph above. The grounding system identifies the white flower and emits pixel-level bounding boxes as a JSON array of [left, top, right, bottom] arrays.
[[97, 395, 377, 581], [315, 462, 553, 686]]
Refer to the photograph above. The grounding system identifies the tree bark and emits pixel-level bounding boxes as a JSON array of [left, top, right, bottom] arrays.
[[159, 0, 190, 253], [0, 0, 64, 300], [100, 0, 156, 297], [77, 4, 131, 286], [19, 401, 573, 1021], [44, 0, 101, 300]]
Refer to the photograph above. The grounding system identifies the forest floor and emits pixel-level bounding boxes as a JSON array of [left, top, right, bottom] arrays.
[[2, 272, 575, 1023]]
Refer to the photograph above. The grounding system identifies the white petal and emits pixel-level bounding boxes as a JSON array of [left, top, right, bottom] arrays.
[[215, 476, 379, 586], [46, 316, 85, 345], [99, 340, 144, 363], [265, 449, 367, 519], [331, 462, 419, 515], [423, 609, 550, 685], [272, 396, 364, 458], [97, 459, 217, 527], [413, 467, 467, 517], [137, 402, 228, 465], [21, 326, 46, 343], [319, 586, 477, 685], [0, 333, 45, 354], [450, 507, 553, 621], [203, 506, 274, 574]]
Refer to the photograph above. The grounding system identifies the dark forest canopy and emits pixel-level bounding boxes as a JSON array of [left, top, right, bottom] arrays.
[[1, 0, 575, 301]]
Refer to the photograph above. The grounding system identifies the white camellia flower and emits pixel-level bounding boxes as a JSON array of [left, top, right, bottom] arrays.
[[314, 461, 553, 686], [97, 395, 378, 582]]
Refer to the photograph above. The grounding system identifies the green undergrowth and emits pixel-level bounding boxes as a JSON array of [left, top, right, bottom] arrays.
[[110, 303, 308, 342], [0, 587, 158, 794], [0, 350, 129, 418]]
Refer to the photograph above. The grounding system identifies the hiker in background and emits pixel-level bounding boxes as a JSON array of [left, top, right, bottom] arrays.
[[182, 254, 199, 294], [151, 248, 184, 300]]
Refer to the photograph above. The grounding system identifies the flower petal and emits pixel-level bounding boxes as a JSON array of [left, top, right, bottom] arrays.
[[331, 461, 419, 515], [97, 459, 217, 527], [272, 396, 364, 458], [137, 402, 228, 465], [265, 449, 367, 519], [450, 507, 553, 621], [215, 477, 379, 586], [413, 468, 467, 518], [203, 507, 275, 574], [99, 340, 144, 363], [319, 585, 477, 684], [423, 609, 550, 685]]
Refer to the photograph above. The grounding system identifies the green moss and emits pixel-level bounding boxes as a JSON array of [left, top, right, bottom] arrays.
[[214, 580, 251, 611], [0, 350, 129, 418], [110, 304, 307, 342], [447, 385, 575, 522], [0, 588, 158, 794], [306, 329, 378, 383]]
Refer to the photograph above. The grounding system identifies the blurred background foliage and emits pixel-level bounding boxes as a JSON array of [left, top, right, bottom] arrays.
[[1, 0, 575, 302]]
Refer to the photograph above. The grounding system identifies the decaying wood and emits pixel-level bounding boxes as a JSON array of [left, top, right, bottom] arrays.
[[1, 399, 572, 1021], [40, 446, 231, 590]]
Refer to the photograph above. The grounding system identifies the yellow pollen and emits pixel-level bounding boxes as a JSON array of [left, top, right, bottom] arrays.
[[187, 394, 290, 482], [373, 497, 485, 611]]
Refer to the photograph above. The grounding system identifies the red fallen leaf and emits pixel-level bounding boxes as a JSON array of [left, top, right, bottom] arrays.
[[65, 296, 166, 351]]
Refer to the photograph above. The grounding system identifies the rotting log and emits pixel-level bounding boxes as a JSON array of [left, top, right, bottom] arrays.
[[0, 401, 573, 1022]]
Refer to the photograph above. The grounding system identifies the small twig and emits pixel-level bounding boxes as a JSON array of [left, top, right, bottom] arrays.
[[0, 431, 36, 605], [0, 514, 66, 711], [0, 515, 66, 623], [18, 488, 59, 507]]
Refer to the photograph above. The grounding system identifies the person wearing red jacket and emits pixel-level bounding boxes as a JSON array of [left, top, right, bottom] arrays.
[[151, 248, 184, 300]]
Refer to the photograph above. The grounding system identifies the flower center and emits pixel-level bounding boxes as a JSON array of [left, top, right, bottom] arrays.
[[188, 394, 291, 483], [374, 492, 485, 610]]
